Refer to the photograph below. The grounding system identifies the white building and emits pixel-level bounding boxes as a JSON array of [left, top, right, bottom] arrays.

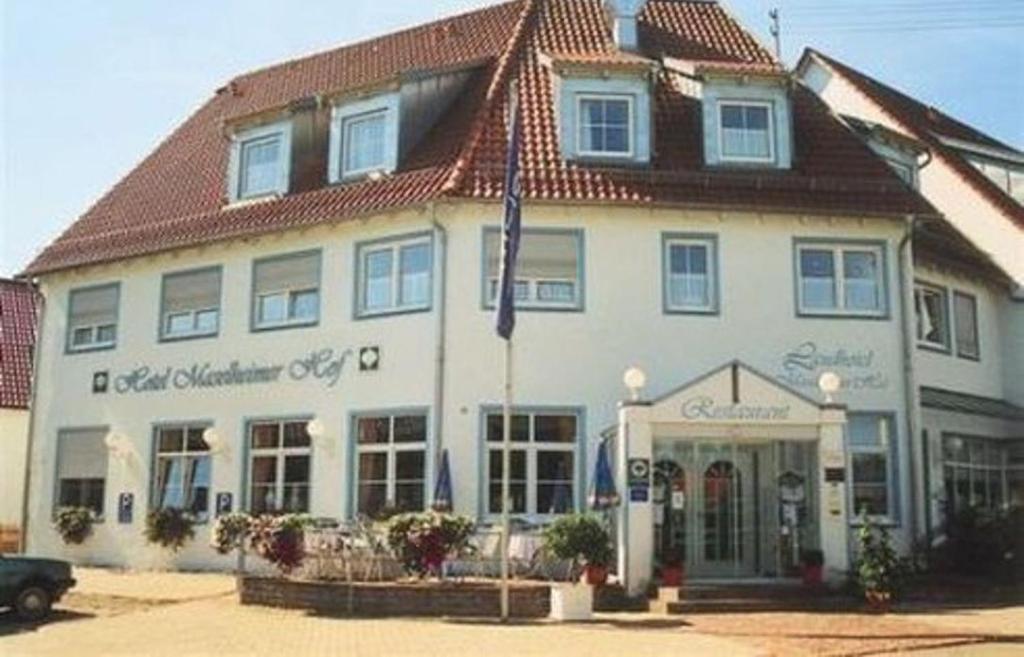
[[20, 0, 1023, 595]]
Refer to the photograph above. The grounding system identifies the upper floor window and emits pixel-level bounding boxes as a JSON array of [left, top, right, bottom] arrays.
[[663, 235, 718, 314], [251, 250, 320, 330], [152, 424, 211, 521], [356, 235, 432, 317], [885, 159, 915, 187], [577, 95, 633, 158], [55, 427, 108, 517], [484, 228, 583, 310], [67, 283, 119, 353], [248, 419, 311, 514], [329, 93, 399, 183], [160, 267, 221, 341], [719, 101, 774, 163], [483, 410, 579, 517], [953, 291, 980, 360], [795, 242, 885, 317], [914, 283, 949, 351], [355, 412, 428, 517], [847, 413, 898, 522], [966, 156, 1024, 205], [229, 121, 292, 202]]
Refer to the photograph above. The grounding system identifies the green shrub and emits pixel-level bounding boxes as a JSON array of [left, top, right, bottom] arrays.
[[54, 507, 94, 545], [542, 514, 612, 580], [940, 506, 1021, 581], [210, 513, 252, 555], [144, 507, 195, 552], [854, 513, 908, 597]]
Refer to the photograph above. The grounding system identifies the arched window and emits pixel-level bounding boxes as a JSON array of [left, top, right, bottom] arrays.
[[703, 460, 742, 561]]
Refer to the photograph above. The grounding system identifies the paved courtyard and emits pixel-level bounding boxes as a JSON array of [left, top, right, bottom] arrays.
[[1, 568, 1022, 656]]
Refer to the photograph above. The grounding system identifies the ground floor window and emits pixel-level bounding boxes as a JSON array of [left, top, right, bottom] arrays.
[[355, 412, 428, 517], [152, 424, 211, 520], [847, 413, 898, 521], [484, 410, 579, 517], [56, 427, 108, 517], [943, 435, 1024, 514], [248, 419, 311, 514]]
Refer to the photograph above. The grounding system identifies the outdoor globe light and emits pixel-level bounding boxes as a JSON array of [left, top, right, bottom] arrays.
[[202, 428, 224, 454], [104, 432, 131, 460], [623, 366, 647, 401], [818, 371, 842, 403], [306, 418, 326, 440]]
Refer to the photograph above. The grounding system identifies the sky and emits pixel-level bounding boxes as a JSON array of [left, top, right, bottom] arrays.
[[1, 1, 1022, 277]]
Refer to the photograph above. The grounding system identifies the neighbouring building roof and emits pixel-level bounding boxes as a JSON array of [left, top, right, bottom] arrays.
[[25, 0, 932, 275], [804, 49, 1024, 231], [0, 279, 39, 410], [920, 386, 1024, 422]]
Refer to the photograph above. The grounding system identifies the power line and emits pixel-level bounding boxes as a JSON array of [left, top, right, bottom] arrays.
[[785, 0, 1024, 15], [789, 21, 1024, 34]]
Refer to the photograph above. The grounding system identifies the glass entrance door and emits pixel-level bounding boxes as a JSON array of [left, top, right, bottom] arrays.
[[694, 444, 756, 577]]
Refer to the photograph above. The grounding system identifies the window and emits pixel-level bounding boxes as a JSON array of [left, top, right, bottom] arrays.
[[796, 242, 885, 316], [943, 435, 1023, 514], [342, 111, 387, 177], [484, 411, 578, 516], [67, 283, 119, 352], [152, 425, 211, 520], [56, 428, 107, 516], [885, 159, 915, 187], [847, 414, 897, 520], [252, 251, 320, 329], [230, 121, 291, 201], [247, 420, 311, 514], [967, 156, 1024, 205], [160, 267, 221, 340], [484, 229, 583, 310], [577, 95, 632, 157], [355, 413, 428, 517], [356, 236, 432, 316], [719, 101, 773, 162], [953, 292, 980, 360], [914, 283, 949, 350], [663, 235, 718, 313]]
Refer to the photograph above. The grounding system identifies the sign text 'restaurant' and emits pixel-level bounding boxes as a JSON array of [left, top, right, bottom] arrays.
[[680, 396, 791, 421]]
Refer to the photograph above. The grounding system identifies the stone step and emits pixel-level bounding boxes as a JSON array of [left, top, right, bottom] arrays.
[[593, 583, 650, 612], [677, 583, 826, 601], [664, 596, 856, 614]]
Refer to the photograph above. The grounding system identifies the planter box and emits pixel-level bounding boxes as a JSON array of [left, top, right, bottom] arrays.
[[240, 576, 550, 618], [549, 583, 593, 621]]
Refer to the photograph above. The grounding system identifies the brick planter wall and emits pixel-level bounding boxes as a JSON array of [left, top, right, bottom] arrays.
[[240, 577, 551, 618]]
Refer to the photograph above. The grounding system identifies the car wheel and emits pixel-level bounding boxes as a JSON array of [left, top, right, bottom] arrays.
[[15, 585, 53, 621]]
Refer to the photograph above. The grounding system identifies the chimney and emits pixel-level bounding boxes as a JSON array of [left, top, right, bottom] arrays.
[[606, 0, 648, 51]]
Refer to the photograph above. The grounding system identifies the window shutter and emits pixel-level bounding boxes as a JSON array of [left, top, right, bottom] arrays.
[[254, 252, 319, 294], [163, 268, 221, 314], [57, 428, 108, 479], [69, 285, 118, 327], [520, 233, 578, 279]]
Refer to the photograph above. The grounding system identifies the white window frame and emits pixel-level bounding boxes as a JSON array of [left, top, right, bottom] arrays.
[[914, 282, 950, 352], [795, 242, 886, 317], [483, 228, 584, 311], [356, 236, 433, 317], [354, 413, 428, 516], [663, 235, 718, 313], [483, 410, 579, 520], [151, 424, 212, 521], [847, 413, 898, 523], [254, 287, 319, 329], [229, 120, 292, 202], [66, 284, 119, 353], [576, 94, 634, 159], [163, 307, 219, 339], [247, 420, 312, 515], [717, 100, 775, 164], [341, 109, 389, 179], [942, 434, 1020, 515]]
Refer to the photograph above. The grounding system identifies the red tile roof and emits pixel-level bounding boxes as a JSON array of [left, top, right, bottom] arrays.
[[0, 279, 39, 410], [804, 49, 1024, 230], [26, 0, 932, 275]]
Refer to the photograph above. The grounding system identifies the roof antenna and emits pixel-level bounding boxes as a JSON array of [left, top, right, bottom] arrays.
[[769, 8, 781, 61]]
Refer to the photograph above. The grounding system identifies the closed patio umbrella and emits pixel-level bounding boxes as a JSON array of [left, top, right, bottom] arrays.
[[432, 449, 453, 512], [588, 441, 620, 510]]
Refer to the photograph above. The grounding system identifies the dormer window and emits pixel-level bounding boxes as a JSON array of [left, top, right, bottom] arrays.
[[228, 120, 292, 202], [578, 95, 633, 158], [329, 92, 399, 183], [719, 101, 774, 163]]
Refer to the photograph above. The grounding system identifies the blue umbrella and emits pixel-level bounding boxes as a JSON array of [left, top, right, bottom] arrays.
[[588, 442, 620, 510], [432, 449, 453, 512]]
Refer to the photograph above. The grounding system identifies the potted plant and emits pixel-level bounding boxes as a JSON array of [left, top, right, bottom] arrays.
[[542, 514, 611, 621], [855, 514, 905, 613], [54, 507, 94, 545], [144, 507, 196, 553], [800, 548, 825, 587], [386, 511, 474, 578], [660, 547, 685, 587], [248, 514, 311, 575]]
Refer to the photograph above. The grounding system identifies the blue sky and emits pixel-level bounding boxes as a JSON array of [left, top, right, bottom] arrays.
[[2, 1, 1022, 276]]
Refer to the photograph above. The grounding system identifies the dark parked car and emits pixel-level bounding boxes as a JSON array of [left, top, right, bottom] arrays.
[[0, 554, 76, 620]]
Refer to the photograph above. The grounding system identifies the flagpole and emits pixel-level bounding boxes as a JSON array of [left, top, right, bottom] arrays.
[[500, 335, 512, 621]]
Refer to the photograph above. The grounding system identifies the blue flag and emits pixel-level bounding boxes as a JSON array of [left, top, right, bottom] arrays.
[[495, 105, 522, 340]]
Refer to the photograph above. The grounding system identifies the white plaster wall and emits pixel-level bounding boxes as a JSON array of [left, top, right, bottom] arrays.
[[0, 408, 29, 528], [26, 201, 916, 568]]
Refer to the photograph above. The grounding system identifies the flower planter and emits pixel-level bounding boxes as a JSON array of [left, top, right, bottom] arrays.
[[549, 582, 593, 621], [583, 564, 608, 586], [865, 589, 891, 614], [661, 565, 684, 587], [801, 564, 823, 587]]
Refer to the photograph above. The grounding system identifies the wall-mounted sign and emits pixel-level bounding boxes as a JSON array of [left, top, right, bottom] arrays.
[[629, 487, 649, 503], [824, 467, 846, 483], [680, 396, 791, 421], [215, 492, 233, 516], [777, 341, 889, 391], [627, 458, 650, 487], [112, 347, 353, 394], [92, 371, 109, 394], [359, 346, 380, 372], [118, 492, 133, 524]]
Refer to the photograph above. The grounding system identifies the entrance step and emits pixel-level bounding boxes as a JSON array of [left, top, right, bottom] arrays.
[[653, 582, 854, 614], [593, 583, 650, 612]]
